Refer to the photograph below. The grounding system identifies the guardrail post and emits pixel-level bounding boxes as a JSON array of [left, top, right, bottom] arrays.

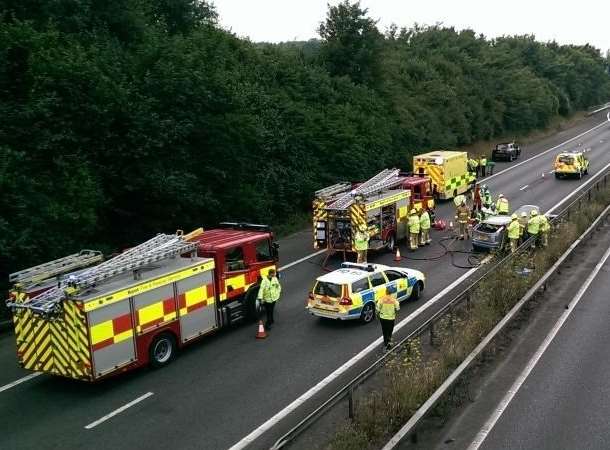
[[348, 387, 354, 420], [588, 189, 592, 202], [466, 292, 471, 310], [429, 321, 435, 346]]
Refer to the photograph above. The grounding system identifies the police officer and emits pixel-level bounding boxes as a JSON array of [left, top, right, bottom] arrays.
[[376, 285, 400, 350], [507, 214, 520, 253], [419, 209, 431, 246], [257, 269, 282, 329], [408, 209, 420, 250], [354, 225, 369, 263], [496, 194, 509, 215], [527, 210, 541, 248]]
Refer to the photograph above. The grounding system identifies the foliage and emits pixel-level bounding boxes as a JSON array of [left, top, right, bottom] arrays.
[[1, 0, 609, 294]]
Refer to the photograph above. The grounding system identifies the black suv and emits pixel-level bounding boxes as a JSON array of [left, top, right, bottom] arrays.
[[492, 142, 521, 162]]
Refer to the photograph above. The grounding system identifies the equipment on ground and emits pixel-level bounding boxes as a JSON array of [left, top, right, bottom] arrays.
[[413, 150, 475, 200], [6, 224, 279, 381]]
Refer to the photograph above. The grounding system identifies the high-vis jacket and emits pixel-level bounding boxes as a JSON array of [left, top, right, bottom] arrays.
[[354, 230, 369, 251], [496, 197, 509, 214], [258, 276, 281, 303], [507, 220, 520, 240], [408, 214, 420, 234], [376, 294, 400, 320], [419, 211, 431, 230], [483, 192, 492, 207], [527, 216, 540, 235], [539, 215, 550, 233]]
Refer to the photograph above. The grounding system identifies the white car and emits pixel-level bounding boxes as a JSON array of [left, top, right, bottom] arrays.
[[306, 262, 425, 324]]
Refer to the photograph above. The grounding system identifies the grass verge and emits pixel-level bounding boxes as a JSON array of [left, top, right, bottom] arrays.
[[325, 180, 610, 450]]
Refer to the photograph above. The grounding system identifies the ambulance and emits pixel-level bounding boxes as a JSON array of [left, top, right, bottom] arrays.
[[413, 151, 476, 199]]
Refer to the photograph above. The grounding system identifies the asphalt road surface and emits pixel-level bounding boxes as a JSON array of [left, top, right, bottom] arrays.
[[1, 111, 610, 450]]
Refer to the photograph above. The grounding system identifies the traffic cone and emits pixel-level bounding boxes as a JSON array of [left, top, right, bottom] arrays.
[[449, 221, 454, 230], [256, 320, 267, 339], [394, 247, 402, 262]]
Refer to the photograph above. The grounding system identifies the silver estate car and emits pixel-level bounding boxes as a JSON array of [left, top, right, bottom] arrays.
[[471, 205, 540, 252]]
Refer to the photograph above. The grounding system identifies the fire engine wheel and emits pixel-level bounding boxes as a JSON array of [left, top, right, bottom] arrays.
[[360, 302, 375, 324], [149, 333, 176, 368]]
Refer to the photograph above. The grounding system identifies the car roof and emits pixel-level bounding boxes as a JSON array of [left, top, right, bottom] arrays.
[[316, 263, 390, 284], [557, 151, 582, 157], [515, 204, 540, 215], [482, 205, 539, 226]]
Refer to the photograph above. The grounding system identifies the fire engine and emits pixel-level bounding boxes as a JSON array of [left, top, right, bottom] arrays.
[[6, 224, 278, 381], [312, 169, 435, 261]]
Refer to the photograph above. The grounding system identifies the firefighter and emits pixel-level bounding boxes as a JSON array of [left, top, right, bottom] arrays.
[[354, 225, 369, 263], [455, 201, 470, 240], [472, 183, 482, 211], [507, 214, 521, 253], [408, 209, 420, 250], [538, 213, 550, 247], [376, 285, 400, 350], [468, 156, 478, 175], [419, 209, 431, 246], [482, 185, 492, 209], [496, 194, 509, 215], [258, 268, 282, 330], [527, 209, 541, 248], [518, 211, 528, 243], [480, 155, 487, 177]]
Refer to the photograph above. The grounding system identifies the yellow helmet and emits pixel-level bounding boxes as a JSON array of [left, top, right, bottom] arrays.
[[521, 212, 527, 218], [411, 209, 417, 215], [530, 209, 538, 216], [511, 214, 518, 220]]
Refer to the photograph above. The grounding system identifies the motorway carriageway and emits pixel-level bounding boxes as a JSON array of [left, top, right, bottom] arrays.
[[1, 112, 610, 450]]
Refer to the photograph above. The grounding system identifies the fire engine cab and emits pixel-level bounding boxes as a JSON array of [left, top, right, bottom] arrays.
[[6, 224, 278, 381]]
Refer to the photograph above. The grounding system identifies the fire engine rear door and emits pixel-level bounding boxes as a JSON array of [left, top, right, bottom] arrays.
[[177, 272, 217, 343]]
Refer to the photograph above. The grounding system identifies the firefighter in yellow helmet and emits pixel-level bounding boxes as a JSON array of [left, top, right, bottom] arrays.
[[507, 213, 521, 253], [354, 224, 370, 263], [538, 213, 550, 247], [419, 208, 432, 246], [408, 209, 420, 250], [455, 201, 470, 240], [518, 211, 528, 244], [527, 209, 541, 248], [496, 194, 509, 215]]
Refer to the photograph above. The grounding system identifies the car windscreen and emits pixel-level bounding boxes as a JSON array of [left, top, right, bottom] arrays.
[[496, 144, 509, 150], [558, 155, 574, 164], [314, 281, 343, 297], [478, 223, 501, 233]]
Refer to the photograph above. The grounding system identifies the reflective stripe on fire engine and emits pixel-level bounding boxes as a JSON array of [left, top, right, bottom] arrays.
[[90, 313, 134, 352], [82, 260, 215, 312], [398, 206, 409, 219], [364, 191, 410, 211], [178, 284, 215, 315]]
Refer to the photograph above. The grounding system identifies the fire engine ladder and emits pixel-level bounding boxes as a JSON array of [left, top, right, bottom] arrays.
[[7, 233, 199, 317], [327, 168, 404, 210], [314, 182, 352, 199], [9, 250, 104, 290]]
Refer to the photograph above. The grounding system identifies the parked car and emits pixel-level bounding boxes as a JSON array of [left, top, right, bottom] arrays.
[[492, 142, 521, 162], [306, 262, 425, 324], [554, 150, 589, 179], [471, 205, 539, 252]]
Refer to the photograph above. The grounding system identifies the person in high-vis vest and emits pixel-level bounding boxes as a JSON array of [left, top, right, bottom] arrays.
[[507, 214, 521, 253], [257, 268, 282, 329], [496, 194, 509, 215], [480, 156, 487, 177], [354, 225, 369, 263], [408, 209, 420, 250], [376, 286, 400, 350], [482, 185, 492, 209], [419, 209, 431, 245], [527, 209, 541, 248], [518, 211, 528, 243], [538, 213, 550, 247], [455, 201, 470, 240]]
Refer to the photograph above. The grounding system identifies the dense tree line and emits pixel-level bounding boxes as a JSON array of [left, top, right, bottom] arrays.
[[1, 0, 609, 295]]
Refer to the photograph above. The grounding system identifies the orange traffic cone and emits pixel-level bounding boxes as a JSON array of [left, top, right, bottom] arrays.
[[394, 247, 402, 262], [256, 320, 267, 339]]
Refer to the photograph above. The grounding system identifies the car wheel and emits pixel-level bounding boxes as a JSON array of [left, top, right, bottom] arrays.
[[360, 302, 375, 324], [385, 234, 396, 252], [554, 172, 560, 179], [149, 333, 176, 368], [410, 281, 422, 301]]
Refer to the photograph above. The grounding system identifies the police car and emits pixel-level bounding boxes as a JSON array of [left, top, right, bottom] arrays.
[[307, 263, 425, 324]]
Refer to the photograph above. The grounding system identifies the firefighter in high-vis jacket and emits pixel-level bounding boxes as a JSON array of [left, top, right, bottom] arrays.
[[538, 213, 550, 247], [408, 209, 420, 250], [354, 225, 370, 263], [518, 211, 528, 243], [507, 214, 521, 253], [527, 209, 541, 248], [419, 209, 432, 246], [376, 285, 400, 350], [496, 194, 509, 215]]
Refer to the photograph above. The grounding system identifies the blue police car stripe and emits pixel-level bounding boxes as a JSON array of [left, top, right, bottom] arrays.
[[348, 307, 363, 315], [396, 289, 408, 299], [407, 277, 417, 286], [361, 291, 375, 302]]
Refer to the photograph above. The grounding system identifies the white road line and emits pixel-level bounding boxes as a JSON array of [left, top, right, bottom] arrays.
[[546, 160, 610, 215], [519, 185, 529, 191], [84, 392, 154, 430], [483, 117, 609, 183], [228, 258, 490, 450], [278, 249, 326, 271], [0, 373, 42, 393], [467, 244, 610, 450]]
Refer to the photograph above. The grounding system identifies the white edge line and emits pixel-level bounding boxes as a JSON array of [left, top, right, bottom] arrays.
[[84, 392, 154, 430], [483, 117, 609, 183], [467, 242, 610, 450], [519, 185, 529, 191], [231, 163, 610, 450], [0, 373, 42, 393], [228, 260, 488, 450], [279, 249, 326, 271], [383, 203, 610, 450]]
